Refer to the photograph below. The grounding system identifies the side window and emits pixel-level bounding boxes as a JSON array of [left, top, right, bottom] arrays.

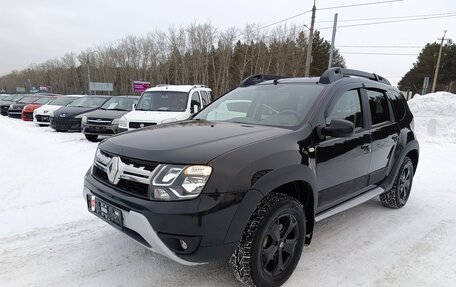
[[327, 89, 363, 129], [367, 90, 390, 125], [190, 92, 201, 112], [208, 91, 214, 102], [388, 90, 406, 121], [200, 91, 210, 106]]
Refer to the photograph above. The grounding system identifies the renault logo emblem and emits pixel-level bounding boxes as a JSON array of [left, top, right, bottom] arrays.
[[106, 156, 121, 184]]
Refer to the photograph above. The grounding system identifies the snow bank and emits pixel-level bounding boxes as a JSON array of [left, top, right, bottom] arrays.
[[408, 92, 456, 143]]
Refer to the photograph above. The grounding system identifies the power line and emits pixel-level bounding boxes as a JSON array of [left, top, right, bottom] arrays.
[[316, 12, 456, 23], [340, 51, 418, 55], [317, 14, 456, 30], [337, 45, 422, 48], [318, 0, 404, 11]]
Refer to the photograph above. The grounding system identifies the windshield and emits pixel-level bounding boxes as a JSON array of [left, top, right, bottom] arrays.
[[101, 97, 138, 111], [34, 97, 54, 105], [195, 83, 324, 128], [49, 96, 78, 106], [12, 95, 26, 101], [18, 96, 39, 104], [67, 97, 108, 108], [136, 91, 188, 111]]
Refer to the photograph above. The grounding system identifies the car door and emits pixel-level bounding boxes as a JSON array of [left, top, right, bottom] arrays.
[[315, 87, 372, 212], [365, 88, 400, 184]]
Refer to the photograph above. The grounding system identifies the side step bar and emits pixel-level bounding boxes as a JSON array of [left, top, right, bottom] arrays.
[[315, 187, 385, 222]]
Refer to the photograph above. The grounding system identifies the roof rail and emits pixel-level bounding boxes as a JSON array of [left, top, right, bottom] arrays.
[[239, 74, 290, 87], [319, 67, 391, 85], [192, 85, 207, 88], [155, 84, 168, 87]]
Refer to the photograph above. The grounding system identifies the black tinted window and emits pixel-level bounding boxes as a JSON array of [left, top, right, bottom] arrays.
[[367, 90, 390, 125], [327, 89, 363, 128], [388, 91, 406, 121]]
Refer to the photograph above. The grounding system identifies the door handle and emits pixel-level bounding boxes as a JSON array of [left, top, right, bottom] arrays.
[[361, 144, 371, 153]]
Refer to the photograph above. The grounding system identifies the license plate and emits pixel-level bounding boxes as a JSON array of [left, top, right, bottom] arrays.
[[88, 195, 123, 229], [42, 116, 49, 121]]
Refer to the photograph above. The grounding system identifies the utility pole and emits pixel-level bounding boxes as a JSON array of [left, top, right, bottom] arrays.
[[305, 0, 316, 77], [431, 30, 447, 93], [328, 13, 338, 69], [87, 56, 92, 95]]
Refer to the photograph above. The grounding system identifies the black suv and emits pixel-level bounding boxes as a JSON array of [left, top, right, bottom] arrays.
[[83, 68, 419, 287]]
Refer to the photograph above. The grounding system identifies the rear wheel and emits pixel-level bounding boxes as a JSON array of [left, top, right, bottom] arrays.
[[85, 134, 98, 142], [230, 193, 305, 287], [380, 157, 414, 209]]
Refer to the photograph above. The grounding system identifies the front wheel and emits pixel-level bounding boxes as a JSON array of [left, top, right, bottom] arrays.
[[380, 157, 414, 209], [85, 134, 98, 142], [230, 193, 305, 287]]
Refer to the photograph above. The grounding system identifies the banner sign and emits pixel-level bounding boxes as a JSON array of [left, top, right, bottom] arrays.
[[132, 81, 151, 93], [89, 82, 113, 92]]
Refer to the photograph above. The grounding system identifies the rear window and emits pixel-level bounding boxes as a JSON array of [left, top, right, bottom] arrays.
[[388, 91, 406, 121], [367, 89, 390, 125]]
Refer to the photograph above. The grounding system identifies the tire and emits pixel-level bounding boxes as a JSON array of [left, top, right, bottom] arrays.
[[380, 157, 414, 209], [230, 193, 306, 287], [85, 134, 98, 142]]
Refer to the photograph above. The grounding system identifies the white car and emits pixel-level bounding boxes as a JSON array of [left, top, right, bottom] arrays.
[[118, 85, 213, 132], [33, 95, 85, 126]]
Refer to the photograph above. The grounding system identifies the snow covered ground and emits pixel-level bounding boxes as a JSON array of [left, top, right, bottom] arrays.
[[1, 92, 456, 287]]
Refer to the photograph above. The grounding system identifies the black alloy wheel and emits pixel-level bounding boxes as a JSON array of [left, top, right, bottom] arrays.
[[380, 157, 414, 209], [231, 193, 305, 287]]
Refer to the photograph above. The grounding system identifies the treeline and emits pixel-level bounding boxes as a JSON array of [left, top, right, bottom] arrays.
[[398, 41, 456, 95], [0, 23, 345, 97]]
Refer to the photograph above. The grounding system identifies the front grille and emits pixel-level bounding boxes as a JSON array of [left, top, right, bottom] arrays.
[[23, 112, 33, 120], [129, 122, 157, 129], [0, 106, 9, 115], [87, 118, 112, 125], [92, 150, 159, 200]]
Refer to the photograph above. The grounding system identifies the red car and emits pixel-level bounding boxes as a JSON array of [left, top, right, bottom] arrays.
[[22, 96, 60, 121]]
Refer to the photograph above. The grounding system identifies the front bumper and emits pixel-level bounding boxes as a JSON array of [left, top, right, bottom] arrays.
[[82, 122, 118, 136], [0, 106, 9, 115], [84, 172, 242, 264], [50, 117, 82, 131], [22, 111, 33, 121]]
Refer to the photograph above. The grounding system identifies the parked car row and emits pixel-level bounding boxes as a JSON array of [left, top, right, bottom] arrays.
[[1, 84, 214, 142]]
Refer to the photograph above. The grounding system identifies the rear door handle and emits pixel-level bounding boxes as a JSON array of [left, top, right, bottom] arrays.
[[361, 144, 371, 153]]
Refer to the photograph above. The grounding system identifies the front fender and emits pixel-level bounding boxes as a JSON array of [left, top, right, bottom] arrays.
[[223, 164, 317, 244]]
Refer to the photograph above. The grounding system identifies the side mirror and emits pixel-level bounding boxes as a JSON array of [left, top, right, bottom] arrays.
[[321, 119, 355, 138], [192, 104, 199, 114], [132, 103, 136, 110]]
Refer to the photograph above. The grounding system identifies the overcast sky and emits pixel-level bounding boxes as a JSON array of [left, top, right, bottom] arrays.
[[0, 0, 455, 86]]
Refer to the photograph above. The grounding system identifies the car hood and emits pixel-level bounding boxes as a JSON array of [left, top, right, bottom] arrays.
[[85, 109, 129, 120], [23, 104, 42, 111], [124, 110, 189, 123], [54, 106, 100, 118], [10, 103, 27, 109], [99, 120, 292, 164], [0, 100, 14, 107], [35, 104, 62, 115]]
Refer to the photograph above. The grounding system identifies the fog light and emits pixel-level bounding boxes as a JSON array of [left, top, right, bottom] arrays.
[[179, 240, 188, 250], [154, 188, 171, 200]]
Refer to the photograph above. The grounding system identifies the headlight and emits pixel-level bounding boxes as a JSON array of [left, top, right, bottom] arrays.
[[49, 111, 54, 117], [161, 118, 177, 124], [150, 165, 212, 200], [119, 116, 127, 128], [82, 116, 87, 124], [111, 118, 120, 125]]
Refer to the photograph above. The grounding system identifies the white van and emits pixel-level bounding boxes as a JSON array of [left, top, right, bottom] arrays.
[[118, 85, 213, 132]]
